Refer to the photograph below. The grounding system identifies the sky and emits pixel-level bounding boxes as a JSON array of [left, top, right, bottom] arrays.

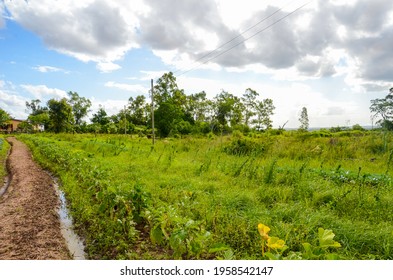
[[1, 0, 392, 128]]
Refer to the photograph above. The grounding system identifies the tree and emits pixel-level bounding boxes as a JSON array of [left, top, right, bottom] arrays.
[[299, 107, 309, 131], [186, 91, 209, 123], [214, 90, 244, 129], [152, 72, 192, 137], [253, 98, 275, 130], [0, 108, 11, 127], [242, 88, 259, 126], [128, 95, 148, 126], [154, 101, 184, 137], [26, 99, 46, 115], [153, 72, 180, 105], [47, 98, 74, 133], [91, 106, 110, 126], [370, 88, 393, 130], [67, 91, 92, 129], [25, 99, 49, 130]]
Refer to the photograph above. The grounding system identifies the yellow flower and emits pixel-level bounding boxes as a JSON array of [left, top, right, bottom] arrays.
[[266, 236, 286, 250], [258, 223, 270, 240]]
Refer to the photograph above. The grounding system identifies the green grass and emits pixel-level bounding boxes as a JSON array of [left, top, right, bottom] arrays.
[[18, 131, 393, 260], [0, 135, 10, 181]]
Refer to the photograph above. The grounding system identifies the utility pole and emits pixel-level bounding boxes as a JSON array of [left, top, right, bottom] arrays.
[[151, 79, 155, 145], [124, 105, 127, 135]]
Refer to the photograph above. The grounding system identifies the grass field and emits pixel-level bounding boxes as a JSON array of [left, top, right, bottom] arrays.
[[18, 131, 393, 260]]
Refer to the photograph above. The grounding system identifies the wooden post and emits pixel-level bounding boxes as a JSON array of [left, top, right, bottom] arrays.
[[124, 105, 127, 135], [151, 79, 155, 145]]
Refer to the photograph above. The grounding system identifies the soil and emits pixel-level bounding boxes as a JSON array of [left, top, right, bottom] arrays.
[[0, 137, 71, 260]]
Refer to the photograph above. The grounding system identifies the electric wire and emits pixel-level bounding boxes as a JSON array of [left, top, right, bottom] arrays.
[[175, 0, 313, 77], [172, 0, 294, 76]]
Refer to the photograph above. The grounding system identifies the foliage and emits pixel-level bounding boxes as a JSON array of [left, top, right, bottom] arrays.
[[0, 108, 11, 127], [18, 131, 393, 260], [299, 107, 309, 131], [253, 98, 275, 130], [370, 88, 393, 130], [47, 98, 74, 133], [0, 136, 10, 180], [258, 223, 342, 260], [68, 91, 92, 130]]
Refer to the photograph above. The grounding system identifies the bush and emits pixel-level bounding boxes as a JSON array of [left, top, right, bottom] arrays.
[[223, 137, 265, 156]]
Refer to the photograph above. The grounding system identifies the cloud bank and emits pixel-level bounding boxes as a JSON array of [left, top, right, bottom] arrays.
[[3, 0, 393, 88]]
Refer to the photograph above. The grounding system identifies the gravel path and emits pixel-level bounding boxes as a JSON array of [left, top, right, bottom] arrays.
[[0, 137, 70, 260]]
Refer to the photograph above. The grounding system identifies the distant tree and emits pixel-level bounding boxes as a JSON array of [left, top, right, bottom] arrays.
[[0, 108, 11, 127], [152, 72, 193, 137], [47, 98, 74, 133], [253, 98, 275, 130], [26, 99, 46, 116], [91, 106, 110, 126], [154, 101, 184, 137], [25, 99, 50, 130], [186, 91, 210, 123], [242, 88, 259, 126], [352, 124, 365, 131], [128, 95, 148, 126], [153, 72, 180, 105], [214, 90, 244, 130], [67, 91, 92, 129], [370, 88, 393, 130], [299, 107, 309, 131]]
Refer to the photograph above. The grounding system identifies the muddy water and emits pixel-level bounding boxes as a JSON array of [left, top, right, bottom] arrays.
[[53, 181, 86, 260], [0, 175, 10, 197]]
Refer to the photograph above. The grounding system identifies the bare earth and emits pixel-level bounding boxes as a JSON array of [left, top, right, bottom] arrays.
[[0, 137, 70, 260]]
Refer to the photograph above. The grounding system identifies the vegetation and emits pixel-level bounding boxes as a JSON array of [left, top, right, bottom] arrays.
[[23, 72, 276, 136], [0, 135, 10, 181], [0, 108, 11, 127], [370, 87, 393, 130], [298, 107, 309, 131], [18, 130, 393, 260]]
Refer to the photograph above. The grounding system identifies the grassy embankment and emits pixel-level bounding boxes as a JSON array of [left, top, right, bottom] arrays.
[[0, 135, 10, 182], [19, 131, 393, 260]]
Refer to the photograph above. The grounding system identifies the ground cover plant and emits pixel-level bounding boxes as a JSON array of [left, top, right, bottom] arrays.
[[19, 130, 393, 260], [0, 136, 10, 181]]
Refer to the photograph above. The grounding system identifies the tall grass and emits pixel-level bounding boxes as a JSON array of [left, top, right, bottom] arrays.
[[0, 136, 10, 181], [18, 131, 393, 260]]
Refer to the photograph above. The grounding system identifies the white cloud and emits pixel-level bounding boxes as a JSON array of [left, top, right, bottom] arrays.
[[96, 62, 121, 73], [0, 2, 5, 28], [5, 0, 393, 91], [4, 0, 143, 66], [0, 89, 26, 107], [21, 84, 67, 100], [104, 81, 148, 93], [89, 97, 129, 120], [33, 65, 68, 73], [0, 87, 28, 119]]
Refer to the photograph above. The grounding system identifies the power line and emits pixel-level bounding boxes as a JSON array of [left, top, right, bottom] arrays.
[[172, 0, 294, 76], [176, 1, 313, 77]]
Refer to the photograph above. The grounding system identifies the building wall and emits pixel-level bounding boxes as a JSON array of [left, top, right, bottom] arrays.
[[0, 119, 23, 133]]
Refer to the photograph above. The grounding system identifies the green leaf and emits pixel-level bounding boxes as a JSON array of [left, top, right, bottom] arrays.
[[209, 243, 230, 253], [264, 252, 281, 260], [150, 226, 164, 245], [318, 228, 341, 248]]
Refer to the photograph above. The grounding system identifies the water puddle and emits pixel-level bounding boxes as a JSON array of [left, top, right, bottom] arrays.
[[53, 179, 86, 260], [0, 175, 10, 197]]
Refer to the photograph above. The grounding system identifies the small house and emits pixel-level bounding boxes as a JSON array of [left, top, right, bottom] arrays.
[[0, 119, 24, 133]]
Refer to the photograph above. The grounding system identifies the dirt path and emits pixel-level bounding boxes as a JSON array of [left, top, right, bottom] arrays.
[[0, 137, 70, 260]]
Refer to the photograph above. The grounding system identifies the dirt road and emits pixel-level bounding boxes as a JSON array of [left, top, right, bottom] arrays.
[[0, 137, 70, 260]]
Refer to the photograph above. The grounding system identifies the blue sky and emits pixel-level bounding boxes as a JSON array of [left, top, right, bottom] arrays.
[[1, 0, 392, 128]]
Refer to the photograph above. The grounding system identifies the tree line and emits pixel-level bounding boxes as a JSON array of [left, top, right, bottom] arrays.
[[3, 72, 390, 135], [12, 72, 278, 136]]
